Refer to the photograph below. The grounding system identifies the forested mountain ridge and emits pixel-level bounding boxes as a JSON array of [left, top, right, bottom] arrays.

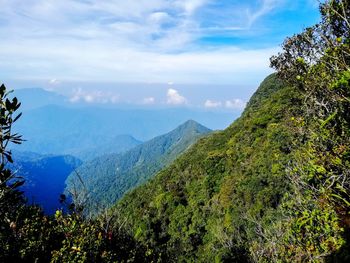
[[65, 120, 211, 215], [111, 73, 301, 261], [110, 1, 350, 260]]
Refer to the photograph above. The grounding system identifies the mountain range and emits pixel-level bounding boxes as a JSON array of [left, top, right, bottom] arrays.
[[65, 120, 211, 215], [10, 88, 236, 159], [11, 88, 68, 110]]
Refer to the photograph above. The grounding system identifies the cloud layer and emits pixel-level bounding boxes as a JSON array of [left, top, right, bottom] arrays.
[[69, 88, 119, 104], [0, 0, 319, 85], [0, 0, 321, 112], [204, 100, 222, 108]]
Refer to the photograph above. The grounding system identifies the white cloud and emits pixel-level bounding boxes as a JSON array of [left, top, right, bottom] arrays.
[[204, 99, 222, 108], [225, 99, 246, 110], [167, 88, 187, 105], [49, 78, 60, 85], [175, 0, 208, 15], [0, 40, 275, 84], [204, 98, 246, 109], [84, 94, 95, 103], [69, 88, 83, 103], [143, 97, 156, 104], [0, 0, 285, 84], [69, 88, 120, 104], [148, 12, 171, 23]]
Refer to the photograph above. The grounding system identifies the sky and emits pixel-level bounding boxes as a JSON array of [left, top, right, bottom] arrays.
[[0, 0, 320, 111]]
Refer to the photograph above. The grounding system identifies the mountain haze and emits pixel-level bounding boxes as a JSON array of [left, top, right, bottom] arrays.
[[12, 88, 67, 110], [12, 104, 235, 158], [68, 134, 142, 161], [9, 87, 237, 160]]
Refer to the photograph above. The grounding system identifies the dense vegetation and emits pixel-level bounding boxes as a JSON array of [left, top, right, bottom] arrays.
[[112, 73, 301, 261], [65, 120, 211, 216], [0, 84, 154, 263], [0, 1, 349, 262]]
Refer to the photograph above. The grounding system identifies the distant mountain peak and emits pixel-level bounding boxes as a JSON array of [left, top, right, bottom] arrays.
[[173, 119, 212, 134], [65, 119, 212, 215], [181, 119, 200, 127]]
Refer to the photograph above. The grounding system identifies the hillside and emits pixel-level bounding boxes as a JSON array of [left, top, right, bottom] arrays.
[[10, 152, 82, 214], [65, 120, 211, 215], [112, 74, 302, 261]]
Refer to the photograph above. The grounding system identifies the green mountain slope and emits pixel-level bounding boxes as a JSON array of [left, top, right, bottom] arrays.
[[65, 120, 211, 215], [112, 74, 302, 261]]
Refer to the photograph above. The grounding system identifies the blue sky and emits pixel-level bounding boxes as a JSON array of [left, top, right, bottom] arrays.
[[0, 0, 320, 110]]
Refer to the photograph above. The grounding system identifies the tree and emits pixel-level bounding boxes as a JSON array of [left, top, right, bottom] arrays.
[[266, 0, 350, 261], [0, 83, 24, 211], [0, 83, 26, 260], [0, 84, 23, 199]]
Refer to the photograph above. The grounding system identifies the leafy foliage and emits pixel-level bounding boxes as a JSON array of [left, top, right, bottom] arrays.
[[111, 74, 302, 262], [268, 0, 350, 261], [0, 84, 153, 263], [0, 83, 26, 260], [112, 2, 350, 259]]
